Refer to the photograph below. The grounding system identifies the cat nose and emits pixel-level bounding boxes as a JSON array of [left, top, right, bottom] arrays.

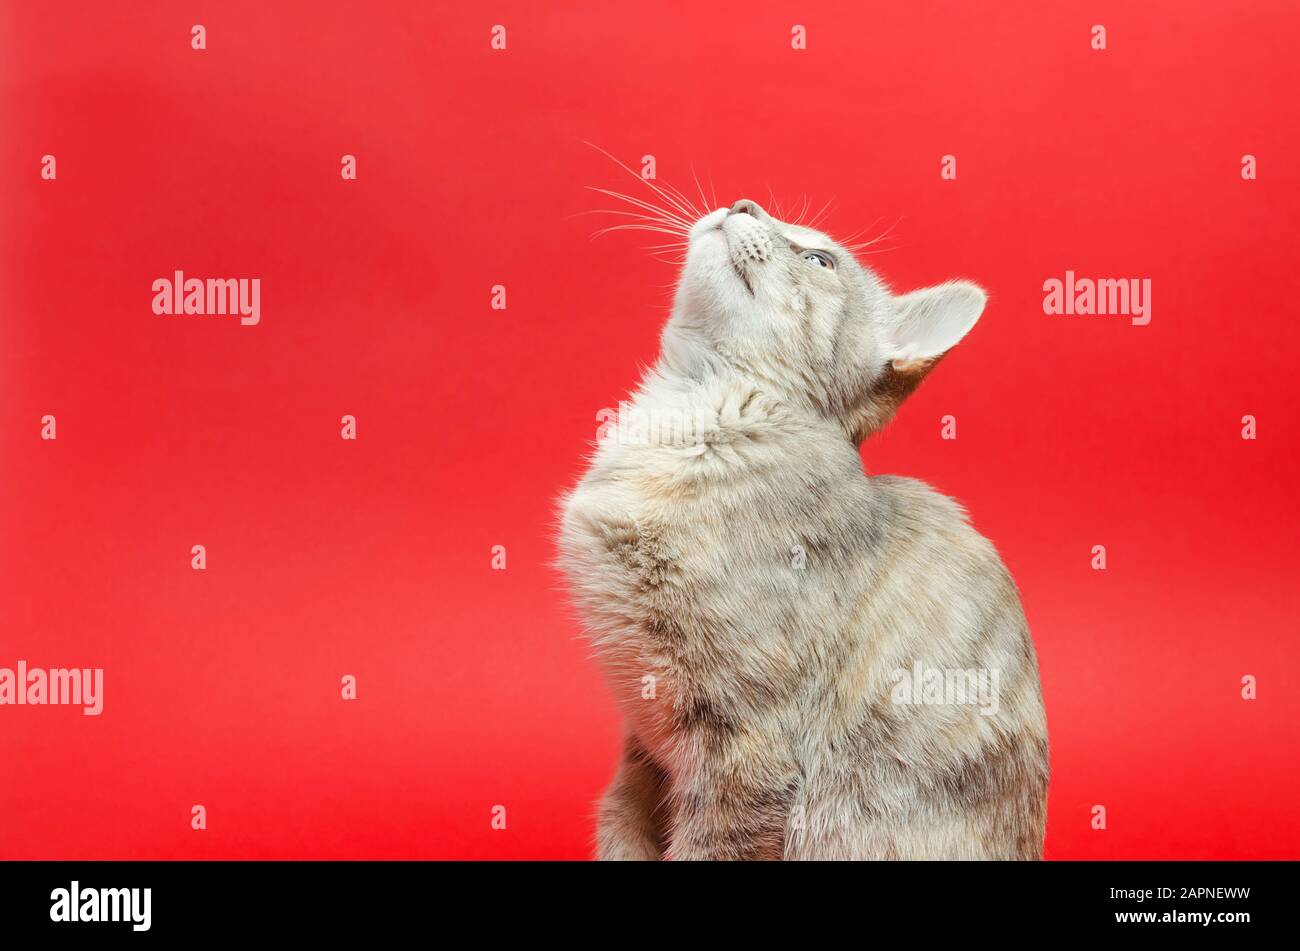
[[729, 199, 765, 219]]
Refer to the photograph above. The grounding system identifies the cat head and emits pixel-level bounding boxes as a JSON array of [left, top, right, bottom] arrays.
[[661, 199, 985, 443]]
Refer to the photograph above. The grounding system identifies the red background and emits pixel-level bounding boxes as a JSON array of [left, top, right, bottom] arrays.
[[2, 1, 1297, 859]]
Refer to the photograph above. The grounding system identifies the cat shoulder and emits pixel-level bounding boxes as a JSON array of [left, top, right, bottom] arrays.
[[869, 475, 985, 544]]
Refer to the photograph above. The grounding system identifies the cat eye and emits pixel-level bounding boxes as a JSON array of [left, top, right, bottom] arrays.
[[801, 250, 835, 270]]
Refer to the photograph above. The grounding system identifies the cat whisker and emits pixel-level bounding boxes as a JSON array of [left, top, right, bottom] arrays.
[[835, 215, 890, 248], [584, 186, 694, 229], [579, 208, 690, 233], [807, 196, 836, 230], [844, 235, 902, 255], [792, 193, 812, 227], [657, 179, 703, 220], [692, 166, 713, 215], [591, 222, 692, 240], [849, 216, 903, 252], [766, 184, 783, 221], [583, 142, 702, 225]]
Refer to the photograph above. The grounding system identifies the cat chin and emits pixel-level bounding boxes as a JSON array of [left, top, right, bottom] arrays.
[[683, 255, 754, 311]]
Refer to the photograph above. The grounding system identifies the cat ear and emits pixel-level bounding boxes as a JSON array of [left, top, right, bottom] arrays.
[[883, 281, 986, 369]]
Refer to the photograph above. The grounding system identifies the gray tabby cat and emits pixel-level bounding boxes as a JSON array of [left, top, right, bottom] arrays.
[[558, 196, 1048, 860]]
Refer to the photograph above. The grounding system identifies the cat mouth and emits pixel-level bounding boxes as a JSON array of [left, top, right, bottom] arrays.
[[687, 213, 756, 295], [720, 213, 772, 297], [731, 260, 755, 295]]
